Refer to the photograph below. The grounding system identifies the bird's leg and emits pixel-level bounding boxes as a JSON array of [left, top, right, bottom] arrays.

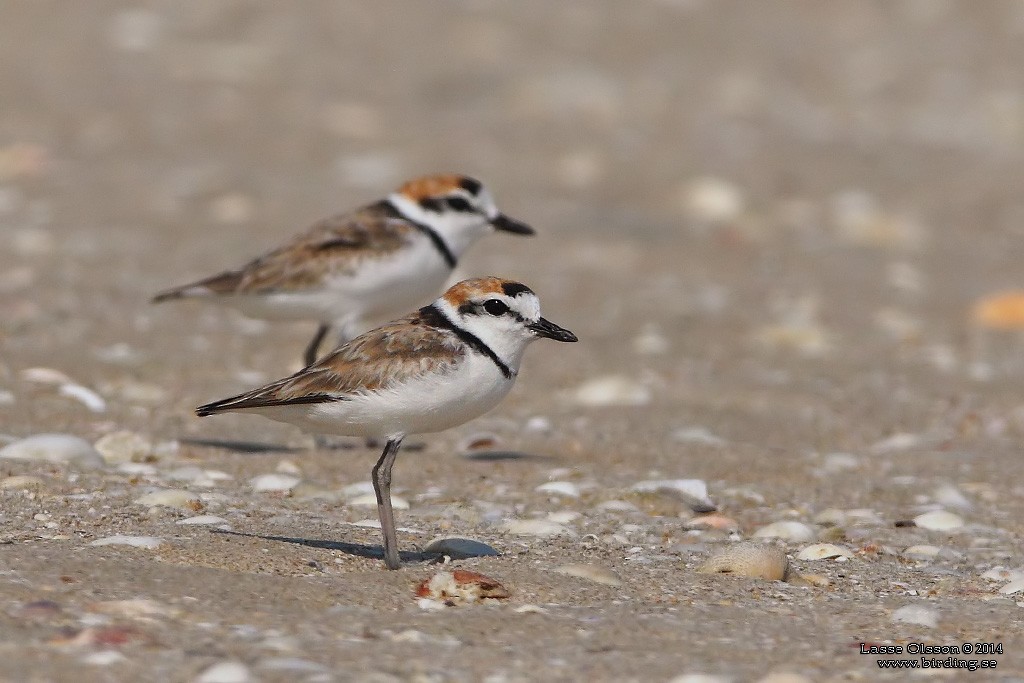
[[371, 436, 404, 570], [304, 323, 331, 367]]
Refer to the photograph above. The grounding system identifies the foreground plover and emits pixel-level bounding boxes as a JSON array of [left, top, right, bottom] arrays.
[[196, 277, 577, 569], [153, 175, 534, 366]]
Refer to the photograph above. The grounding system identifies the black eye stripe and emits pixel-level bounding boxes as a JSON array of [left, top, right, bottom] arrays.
[[445, 196, 474, 212], [419, 197, 444, 212], [457, 299, 527, 322]]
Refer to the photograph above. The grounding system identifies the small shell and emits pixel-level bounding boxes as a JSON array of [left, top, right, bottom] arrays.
[[414, 570, 510, 605], [752, 521, 815, 543], [572, 375, 651, 407], [911, 510, 964, 531], [535, 481, 581, 498], [698, 542, 790, 581], [0, 434, 105, 470], [684, 514, 740, 532], [250, 474, 300, 492], [631, 479, 716, 513], [134, 489, 201, 510], [58, 383, 107, 413], [795, 543, 853, 561], [94, 431, 152, 464]]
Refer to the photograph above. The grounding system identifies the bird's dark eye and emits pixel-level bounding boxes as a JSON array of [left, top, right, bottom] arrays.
[[445, 196, 473, 212], [483, 299, 509, 316]]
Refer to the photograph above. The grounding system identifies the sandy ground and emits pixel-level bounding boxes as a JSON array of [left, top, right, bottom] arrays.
[[3, 2, 1024, 681]]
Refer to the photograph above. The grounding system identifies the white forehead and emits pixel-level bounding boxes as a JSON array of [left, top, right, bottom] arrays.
[[508, 291, 541, 320]]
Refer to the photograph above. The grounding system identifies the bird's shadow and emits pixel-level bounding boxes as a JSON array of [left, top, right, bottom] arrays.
[[180, 437, 427, 453], [180, 437, 306, 454], [209, 528, 439, 565], [461, 449, 558, 463]]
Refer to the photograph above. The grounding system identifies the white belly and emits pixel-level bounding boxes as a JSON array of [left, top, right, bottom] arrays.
[[224, 238, 451, 325], [250, 353, 516, 439]]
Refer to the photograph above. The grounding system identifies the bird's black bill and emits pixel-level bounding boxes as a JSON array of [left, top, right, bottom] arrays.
[[491, 213, 535, 235], [528, 317, 578, 342]]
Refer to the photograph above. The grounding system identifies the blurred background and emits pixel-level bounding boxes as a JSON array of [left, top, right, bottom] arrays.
[[5, 2, 1024, 432], [4, 0, 1024, 439]]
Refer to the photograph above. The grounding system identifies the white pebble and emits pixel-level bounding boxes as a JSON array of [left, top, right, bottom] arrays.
[[523, 416, 553, 433], [682, 176, 745, 223], [903, 545, 942, 560], [422, 537, 499, 559], [90, 535, 165, 549], [165, 466, 221, 487], [0, 434, 104, 469], [195, 661, 253, 683], [94, 431, 151, 464], [932, 484, 972, 510], [632, 325, 669, 355], [752, 521, 815, 543], [669, 674, 732, 683], [348, 492, 409, 509], [670, 427, 727, 447], [82, 650, 126, 666], [177, 515, 229, 526], [595, 500, 640, 513], [275, 459, 301, 475], [535, 481, 580, 498], [820, 452, 860, 472], [998, 578, 1024, 595], [891, 604, 938, 628], [20, 367, 72, 384], [250, 474, 301, 492], [913, 510, 964, 531], [870, 432, 922, 454], [500, 519, 573, 537], [341, 481, 375, 498], [572, 375, 651, 407], [796, 543, 853, 560], [547, 510, 581, 524], [117, 462, 157, 476], [58, 383, 107, 412], [981, 566, 1024, 582], [553, 563, 622, 586], [135, 489, 201, 510], [631, 479, 716, 512]]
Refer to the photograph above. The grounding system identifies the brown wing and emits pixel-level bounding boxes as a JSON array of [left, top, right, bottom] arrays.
[[196, 309, 464, 415], [153, 201, 415, 301]]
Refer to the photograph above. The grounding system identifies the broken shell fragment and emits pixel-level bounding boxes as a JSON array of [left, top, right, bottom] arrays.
[[414, 570, 510, 605]]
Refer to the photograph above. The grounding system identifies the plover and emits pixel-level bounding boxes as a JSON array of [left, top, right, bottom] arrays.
[[196, 277, 577, 569], [154, 175, 534, 366]]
